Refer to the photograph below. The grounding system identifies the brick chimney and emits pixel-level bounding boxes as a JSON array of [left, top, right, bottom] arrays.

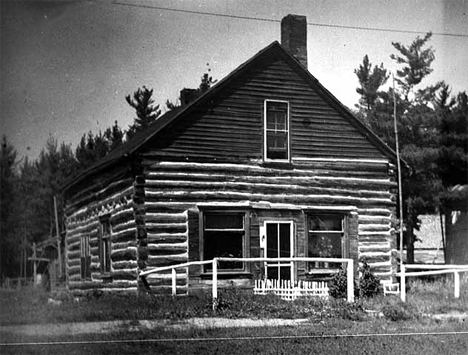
[[281, 14, 308, 68], [180, 88, 199, 106]]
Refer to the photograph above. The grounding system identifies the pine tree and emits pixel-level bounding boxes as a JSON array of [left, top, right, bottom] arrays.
[[390, 32, 435, 100], [75, 121, 124, 172], [354, 55, 389, 110], [126, 86, 161, 139], [438, 91, 468, 206], [354, 33, 443, 263], [0, 136, 19, 278]]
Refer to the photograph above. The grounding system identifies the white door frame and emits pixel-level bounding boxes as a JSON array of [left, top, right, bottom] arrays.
[[260, 221, 294, 282]]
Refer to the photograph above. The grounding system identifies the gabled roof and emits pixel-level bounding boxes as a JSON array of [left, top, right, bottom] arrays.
[[64, 41, 399, 192]]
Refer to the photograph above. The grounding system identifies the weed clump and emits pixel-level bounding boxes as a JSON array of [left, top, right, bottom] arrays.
[[329, 258, 381, 300], [382, 302, 415, 321], [358, 259, 381, 298]]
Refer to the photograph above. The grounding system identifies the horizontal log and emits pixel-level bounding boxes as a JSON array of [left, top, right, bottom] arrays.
[[144, 179, 392, 199], [146, 160, 390, 176], [146, 223, 187, 234], [112, 220, 137, 233], [110, 208, 135, 226], [113, 260, 138, 270], [145, 212, 188, 223], [148, 242, 187, 251], [110, 269, 138, 280], [112, 228, 136, 243], [144, 190, 395, 207], [147, 233, 187, 244], [358, 216, 392, 224], [66, 221, 100, 238], [113, 241, 138, 251], [111, 247, 137, 261], [145, 168, 395, 188], [358, 224, 390, 232], [358, 208, 393, 216], [148, 248, 188, 257], [146, 256, 189, 268]]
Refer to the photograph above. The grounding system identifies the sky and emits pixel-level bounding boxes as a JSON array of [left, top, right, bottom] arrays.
[[1, 0, 467, 161]]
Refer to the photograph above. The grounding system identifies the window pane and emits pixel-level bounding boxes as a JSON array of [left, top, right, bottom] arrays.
[[279, 223, 290, 257], [204, 231, 243, 270], [309, 215, 342, 231], [267, 101, 288, 116], [308, 233, 342, 258], [102, 220, 111, 237], [267, 132, 288, 160], [267, 132, 287, 149], [266, 224, 278, 258], [267, 111, 286, 130], [205, 213, 243, 229]]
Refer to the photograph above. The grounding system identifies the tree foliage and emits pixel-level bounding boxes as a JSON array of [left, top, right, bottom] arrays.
[[0, 136, 19, 279], [126, 86, 161, 139], [354, 33, 467, 263], [166, 68, 218, 111], [390, 32, 435, 100], [354, 55, 389, 110], [75, 121, 124, 171]]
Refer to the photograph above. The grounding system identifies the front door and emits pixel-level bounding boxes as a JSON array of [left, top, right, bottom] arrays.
[[264, 222, 293, 280]]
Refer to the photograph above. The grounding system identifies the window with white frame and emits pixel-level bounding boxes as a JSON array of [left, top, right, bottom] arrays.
[[202, 212, 245, 271], [264, 100, 289, 161], [307, 214, 347, 271], [99, 217, 112, 273], [80, 236, 91, 280]]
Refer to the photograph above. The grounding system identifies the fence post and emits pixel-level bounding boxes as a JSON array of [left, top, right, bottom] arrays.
[[171, 268, 177, 296], [454, 271, 460, 299], [291, 260, 295, 285], [400, 264, 406, 302], [347, 259, 354, 303], [33, 242, 37, 288], [212, 259, 218, 310]]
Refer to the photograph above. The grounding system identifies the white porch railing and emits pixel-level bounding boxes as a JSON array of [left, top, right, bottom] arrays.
[[396, 264, 468, 302], [139, 257, 354, 306]]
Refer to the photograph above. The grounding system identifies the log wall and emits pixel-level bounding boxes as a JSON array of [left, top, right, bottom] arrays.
[[65, 177, 138, 295], [139, 158, 397, 294]]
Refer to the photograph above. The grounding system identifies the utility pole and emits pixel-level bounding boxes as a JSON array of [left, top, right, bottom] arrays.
[[54, 196, 62, 278], [392, 75, 404, 271]]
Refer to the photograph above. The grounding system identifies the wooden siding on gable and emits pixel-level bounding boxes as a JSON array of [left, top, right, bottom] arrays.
[[143, 54, 386, 162]]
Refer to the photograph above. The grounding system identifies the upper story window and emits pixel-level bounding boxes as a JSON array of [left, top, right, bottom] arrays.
[[264, 100, 290, 161]]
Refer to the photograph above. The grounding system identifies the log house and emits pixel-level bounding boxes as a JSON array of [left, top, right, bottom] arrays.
[[63, 15, 400, 295]]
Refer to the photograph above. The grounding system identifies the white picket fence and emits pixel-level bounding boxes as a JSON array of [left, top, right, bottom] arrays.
[[254, 279, 329, 300]]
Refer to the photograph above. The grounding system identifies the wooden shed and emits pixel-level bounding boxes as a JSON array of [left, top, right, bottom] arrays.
[[63, 15, 399, 295]]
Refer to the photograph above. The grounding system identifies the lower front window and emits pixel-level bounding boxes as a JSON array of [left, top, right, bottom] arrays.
[[202, 212, 245, 271]]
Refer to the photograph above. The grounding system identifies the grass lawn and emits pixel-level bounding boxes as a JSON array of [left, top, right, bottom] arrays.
[[1, 320, 467, 355], [1, 277, 467, 354]]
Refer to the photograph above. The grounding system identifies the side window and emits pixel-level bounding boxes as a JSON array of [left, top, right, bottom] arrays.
[[99, 217, 112, 273], [307, 214, 347, 270], [80, 236, 91, 280], [264, 100, 289, 161], [202, 212, 245, 271]]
